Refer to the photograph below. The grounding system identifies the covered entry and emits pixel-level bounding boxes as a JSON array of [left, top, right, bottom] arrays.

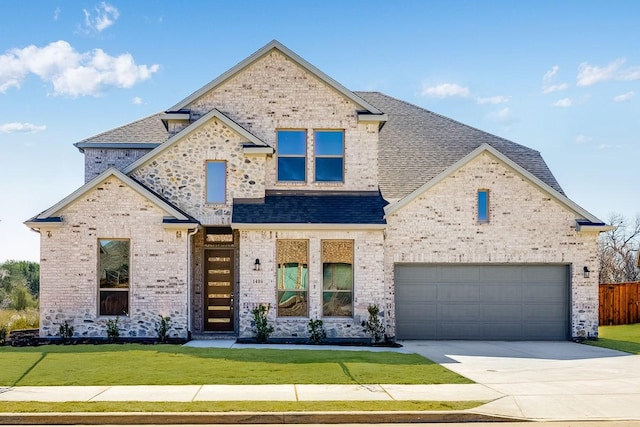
[[394, 264, 570, 340]]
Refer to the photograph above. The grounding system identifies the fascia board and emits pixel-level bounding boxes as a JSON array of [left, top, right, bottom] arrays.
[[231, 223, 386, 231], [168, 40, 383, 115], [75, 142, 161, 150], [123, 109, 266, 174], [37, 168, 189, 221], [384, 143, 603, 224], [357, 113, 388, 123]]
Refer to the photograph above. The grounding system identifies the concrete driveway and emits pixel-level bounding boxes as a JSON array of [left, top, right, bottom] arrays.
[[400, 340, 640, 421]]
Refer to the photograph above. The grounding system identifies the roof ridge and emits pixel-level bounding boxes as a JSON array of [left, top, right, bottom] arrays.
[[355, 91, 539, 155]]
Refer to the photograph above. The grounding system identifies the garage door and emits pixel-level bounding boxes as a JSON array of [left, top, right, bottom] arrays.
[[395, 264, 569, 340]]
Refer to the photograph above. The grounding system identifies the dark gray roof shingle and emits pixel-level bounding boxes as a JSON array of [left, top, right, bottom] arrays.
[[80, 113, 169, 144], [355, 91, 565, 199], [232, 191, 387, 224]]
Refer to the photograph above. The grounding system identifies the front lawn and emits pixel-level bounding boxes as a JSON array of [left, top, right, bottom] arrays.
[[0, 344, 471, 386], [585, 323, 640, 354]]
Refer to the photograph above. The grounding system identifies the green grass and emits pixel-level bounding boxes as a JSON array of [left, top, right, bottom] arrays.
[[585, 323, 640, 354], [0, 400, 483, 413], [0, 344, 471, 386]]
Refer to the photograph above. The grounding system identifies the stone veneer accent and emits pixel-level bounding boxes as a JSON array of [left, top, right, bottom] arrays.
[[186, 50, 379, 192], [383, 152, 600, 339], [83, 148, 153, 183], [38, 176, 190, 339], [236, 229, 385, 339], [130, 118, 267, 225]]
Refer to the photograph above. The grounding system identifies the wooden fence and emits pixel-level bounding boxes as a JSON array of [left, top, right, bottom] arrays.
[[599, 282, 640, 326]]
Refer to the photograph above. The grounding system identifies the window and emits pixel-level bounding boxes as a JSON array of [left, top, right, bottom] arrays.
[[315, 130, 344, 182], [277, 130, 306, 181], [322, 240, 353, 317], [276, 240, 308, 317], [98, 239, 130, 316], [206, 161, 226, 204], [478, 190, 489, 222]]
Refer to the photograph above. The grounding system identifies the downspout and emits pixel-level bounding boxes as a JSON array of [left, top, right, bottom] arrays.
[[186, 226, 200, 340]]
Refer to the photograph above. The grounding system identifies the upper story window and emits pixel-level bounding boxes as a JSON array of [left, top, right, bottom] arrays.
[[277, 130, 306, 182], [206, 161, 226, 204], [478, 189, 489, 222], [98, 239, 130, 316], [314, 130, 344, 182]]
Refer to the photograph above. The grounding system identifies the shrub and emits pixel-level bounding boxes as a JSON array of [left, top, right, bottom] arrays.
[[252, 304, 274, 343], [0, 323, 7, 345], [363, 304, 385, 343], [156, 315, 171, 343], [106, 316, 120, 343], [308, 318, 327, 344], [59, 321, 74, 341]]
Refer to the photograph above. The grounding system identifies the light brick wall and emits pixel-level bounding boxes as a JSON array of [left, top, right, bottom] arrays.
[[236, 229, 385, 340], [384, 153, 600, 339], [39, 175, 190, 339], [130, 118, 267, 225], [83, 148, 153, 183], [187, 50, 379, 192]]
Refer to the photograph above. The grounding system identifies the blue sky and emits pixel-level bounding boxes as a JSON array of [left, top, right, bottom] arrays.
[[1, 0, 638, 262]]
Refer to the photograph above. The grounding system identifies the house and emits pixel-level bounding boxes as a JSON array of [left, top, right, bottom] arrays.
[[26, 40, 611, 341]]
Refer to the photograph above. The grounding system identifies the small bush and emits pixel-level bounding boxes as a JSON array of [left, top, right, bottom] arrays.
[[0, 324, 7, 345], [106, 316, 120, 343], [252, 304, 274, 343], [363, 304, 386, 343], [308, 318, 327, 344], [155, 315, 171, 343], [59, 321, 74, 341]]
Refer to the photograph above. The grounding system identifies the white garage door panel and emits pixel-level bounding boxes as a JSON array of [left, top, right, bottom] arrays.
[[395, 264, 569, 340]]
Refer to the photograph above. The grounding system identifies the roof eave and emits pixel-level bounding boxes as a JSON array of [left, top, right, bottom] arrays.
[[231, 223, 386, 231]]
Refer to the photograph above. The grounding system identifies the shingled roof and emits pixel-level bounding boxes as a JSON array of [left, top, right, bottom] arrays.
[[79, 112, 168, 144], [356, 91, 565, 200], [232, 190, 387, 225]]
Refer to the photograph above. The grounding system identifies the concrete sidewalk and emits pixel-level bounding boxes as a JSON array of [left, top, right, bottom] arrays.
[[0, 383, 501, 402]]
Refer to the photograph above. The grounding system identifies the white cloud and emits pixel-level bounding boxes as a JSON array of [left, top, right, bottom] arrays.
[[421, 83, 470, 98], [613, 91, 635, 102], [476, 95, 510, 105], [575, 134, 592, 144], [542, 65, 569, 94], [83, 2, 119, 33], [0, 122, 46, 134], [0, 40, 160, 97], [132, 96, 143, 105], [553, 98, 573, 108], [577, 58, 626, 86], [597, 144, 613, 150], [53, 7, 61, 21], [486, 107, 516, 124]]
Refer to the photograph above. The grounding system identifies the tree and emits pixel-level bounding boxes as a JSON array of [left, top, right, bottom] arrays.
[[599, 213, 640, 283]]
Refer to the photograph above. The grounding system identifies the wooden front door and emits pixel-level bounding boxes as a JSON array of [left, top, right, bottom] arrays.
[[204, 249, 234, 331]]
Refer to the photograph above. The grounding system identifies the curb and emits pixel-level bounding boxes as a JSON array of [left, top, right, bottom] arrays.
[[0, 411, 524, 425]]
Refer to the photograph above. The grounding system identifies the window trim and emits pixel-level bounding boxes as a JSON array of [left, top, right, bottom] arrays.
[[276, 129, 307, 183], [321, 239, 354, 318], [478, 189, 489, 223], [314, 129, 345, 183], [98, 238, 131, 317], [205, 160, 227, 204]]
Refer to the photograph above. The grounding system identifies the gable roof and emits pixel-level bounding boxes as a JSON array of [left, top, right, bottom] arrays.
[[356, 91, 565, 200], [25, 168, 197, 227], [384, 143, 602, 223], [232, 190, 387, 228], [75, 112, 169, 147], [168, 40, 384, 115], [123, 108, 272, 174]]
